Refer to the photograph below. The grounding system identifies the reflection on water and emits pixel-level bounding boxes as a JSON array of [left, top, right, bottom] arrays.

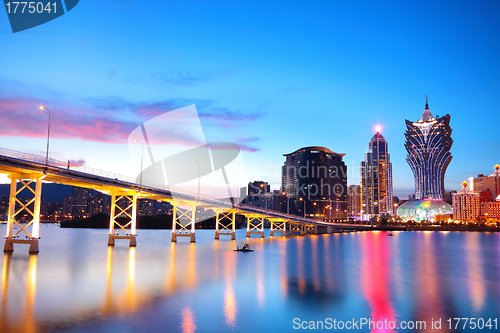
[[361, 232, 397, 333], [223, 244, 237, 328], [415, 232, 446, 331], [0, 226, 499, 332], [465, 235, 486, 311], [180, 306, 197, 333], [1, 253, 38, 333]]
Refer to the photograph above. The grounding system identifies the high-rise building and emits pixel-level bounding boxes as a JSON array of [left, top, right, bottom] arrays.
[[71, 187, 92, 218], [137, 198, 158, 216], [347, 185, 361, 217], [360, 129, 393, 216], [404, 96, 453, 199], [282, 146, 347, 219], [452, 181, 480, 221]]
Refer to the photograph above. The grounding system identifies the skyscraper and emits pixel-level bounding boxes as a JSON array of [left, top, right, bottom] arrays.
[[404, 96, 453, 199], [360, 128, 393, 216], [282, 146, 347, 219], [347, 185, 361, 217]]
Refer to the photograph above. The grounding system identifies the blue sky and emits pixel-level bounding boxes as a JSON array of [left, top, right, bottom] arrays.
[[1, 0, 499, 198]]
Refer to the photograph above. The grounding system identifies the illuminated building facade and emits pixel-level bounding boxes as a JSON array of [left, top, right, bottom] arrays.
[[452, 181, 480, 221], [282, 146, 347, 219], [473, 164, 500, 200], [482, 202, 500, 219], [397, 199, 452, 222], [347, 185, 361, 217], [360, 129, 393, 216], [404, 97, 453, 199]]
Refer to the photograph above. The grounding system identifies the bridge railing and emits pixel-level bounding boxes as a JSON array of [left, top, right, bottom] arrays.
[[235, 203, 333, 225], [0, 147, 229, 203], [0, 147, 135, 182]]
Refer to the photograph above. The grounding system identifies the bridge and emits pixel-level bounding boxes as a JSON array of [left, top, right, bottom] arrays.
[[0, 147, 374, 253]]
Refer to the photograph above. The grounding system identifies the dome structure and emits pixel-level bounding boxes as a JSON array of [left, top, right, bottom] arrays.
[[397, 199, 452, 222], [420, 95, 434, 122]]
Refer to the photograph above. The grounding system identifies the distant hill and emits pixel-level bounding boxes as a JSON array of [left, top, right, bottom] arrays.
[[0, 183, 73, 202]]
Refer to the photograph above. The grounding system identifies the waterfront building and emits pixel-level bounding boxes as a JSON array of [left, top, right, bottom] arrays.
[[158, 201, 173, 215], [70, 187, 92, 218], [404, 96, 453, 200], [473, 164, 500, 200], [360, 128, 393, 217], [482, 201, 500, 219], [347, 185, 361, 217], [398, 97, 453, 222], [88, 191, 110, 216], [137, 198, 158, 216], [452, 181, 481, 221], [397, 199, 452, 222], [282, 146, 347, 220], [247, 181, 270, 195]]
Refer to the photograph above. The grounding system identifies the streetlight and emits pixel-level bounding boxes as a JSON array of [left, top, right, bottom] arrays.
[[39, 105, 51, 166], [134, 139, 144, 187], [193, 160, 200, 203], [300, 197, 306, 217], [282, 191, 289, 214]]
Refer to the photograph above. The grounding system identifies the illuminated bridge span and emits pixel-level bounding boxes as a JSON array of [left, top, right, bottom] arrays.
[[0, 148, 373, 253]]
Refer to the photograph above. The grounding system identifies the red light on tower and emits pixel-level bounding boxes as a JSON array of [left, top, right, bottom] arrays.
[[375, 125, 382, 133]]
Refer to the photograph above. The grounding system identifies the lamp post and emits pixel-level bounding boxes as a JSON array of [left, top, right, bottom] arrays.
[[134, 139, 144, 187], [300, 197, 306, 217], [281, 192, 289, 214], [193, 160, 200, 203], [39, 105, 51, 166]]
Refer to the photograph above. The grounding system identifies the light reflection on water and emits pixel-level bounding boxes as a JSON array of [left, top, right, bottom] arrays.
[[0, 225, 499, 332]]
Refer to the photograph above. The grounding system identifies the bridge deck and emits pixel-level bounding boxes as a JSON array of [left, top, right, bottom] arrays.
[[0, 151, 373, 229]]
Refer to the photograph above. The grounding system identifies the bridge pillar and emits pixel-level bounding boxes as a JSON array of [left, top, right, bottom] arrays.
[[107, 192, 138, 247], [3, 173, 44, 253], [288, 222, 304, 236], [270, 218, 287, 237], [246, 215, 264, 238], [171, 204, 196, 242], [305, 224, 317, 235], [215, 210, 236, 240]]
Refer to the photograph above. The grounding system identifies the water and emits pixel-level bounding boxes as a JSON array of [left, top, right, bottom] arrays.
[[1, 224, 499, 332]]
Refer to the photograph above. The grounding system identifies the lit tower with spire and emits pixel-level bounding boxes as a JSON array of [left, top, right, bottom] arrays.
[[404, 96, 453, 199], [360, 125, 393, 216]]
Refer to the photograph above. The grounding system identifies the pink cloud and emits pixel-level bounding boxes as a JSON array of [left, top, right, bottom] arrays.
[[0, 97, 136, 144], [0, 96, 260, 152]]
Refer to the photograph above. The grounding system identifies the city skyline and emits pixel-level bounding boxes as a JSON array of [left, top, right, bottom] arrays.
[[1, 1, 499, 199]]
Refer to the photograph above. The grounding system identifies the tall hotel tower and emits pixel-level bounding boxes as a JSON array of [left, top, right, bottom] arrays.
[[282, 147, 347, 219], [404, 96, 453, 199], [360, 127, 393, 216]]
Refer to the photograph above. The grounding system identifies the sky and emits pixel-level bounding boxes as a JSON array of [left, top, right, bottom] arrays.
[[0, 0, 499, 199]]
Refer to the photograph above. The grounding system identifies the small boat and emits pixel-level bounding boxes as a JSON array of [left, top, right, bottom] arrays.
[[387, 232, 394, 236], [234, 244, 254, 252]]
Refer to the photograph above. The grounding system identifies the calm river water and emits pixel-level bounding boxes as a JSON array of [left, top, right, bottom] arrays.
[[1, 224, 499, 332]]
